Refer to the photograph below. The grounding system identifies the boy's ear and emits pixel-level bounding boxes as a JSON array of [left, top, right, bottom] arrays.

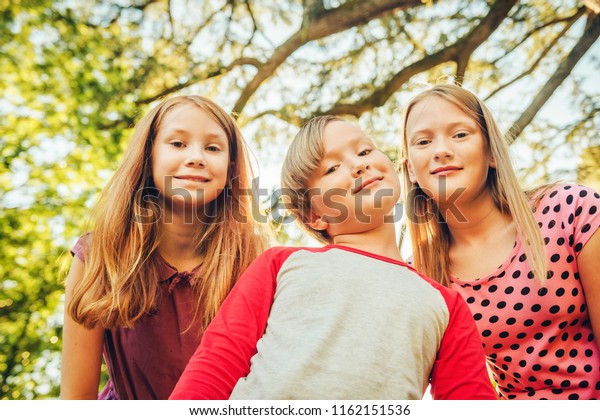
[[307, 212, 329, 232]]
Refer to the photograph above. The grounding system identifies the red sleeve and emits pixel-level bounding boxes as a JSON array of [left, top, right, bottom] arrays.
[[169, 248, 288, 400], [429, 289, 497, 400]]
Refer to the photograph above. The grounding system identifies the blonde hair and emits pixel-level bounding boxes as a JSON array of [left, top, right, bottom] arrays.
[[69, 95, 266, 330], [281, 115, 343, 243], [400, 83, 547, 287]]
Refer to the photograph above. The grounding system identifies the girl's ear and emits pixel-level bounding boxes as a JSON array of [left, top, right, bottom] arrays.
[[406, 160, 418, 184], [489, 154, 497, 169], [307, 212, 329, 232]]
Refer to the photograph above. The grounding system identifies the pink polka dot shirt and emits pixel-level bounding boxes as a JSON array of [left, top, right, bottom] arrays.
[[451, 184, 600, 399]]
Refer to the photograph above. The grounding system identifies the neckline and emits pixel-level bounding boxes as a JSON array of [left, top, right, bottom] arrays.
[[324, 243, 407, 267], [450, 235, 523, 285]]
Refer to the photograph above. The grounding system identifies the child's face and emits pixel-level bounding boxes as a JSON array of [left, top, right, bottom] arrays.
[[151, 102, 230, 210], [404, 95, 494, 207], [307, 120, 400, 237]]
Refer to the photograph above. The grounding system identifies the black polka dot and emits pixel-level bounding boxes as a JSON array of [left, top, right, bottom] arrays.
[[482, 329, 492, 337], [466, 297, 475, 304], [575, 206, 583, 217], [531, 304, 541, 312], [511, 343, 520, 350], [566, 194, 573, 204], [547, 270, 554, 279], [555, 349, 565, 357], [582, 223, 591, 233], [579, 380, 589, 388], [550, 254, 560, 263], [549, 305, 560, 314], [549, 365, 559, 372], [473, 313, 482, 321], [553, 204, 561, 213], [570, 349, 578, 357], [499, 331, 509, 338], [537, 287, 548, 296], [556, 288, 565, 296], [504, 286, 514, 294], [579, 189, 588, 198], [488, 285, 498, 293], [527, 271, 535, 279], [518, 253, 527, 262], [481, 299, 490, 307], [590, 205, 597, 215], [544, 379, 553, 386], [561, 380, 571, 387], [550, 190, 559, 198], [585, 349, 593, 357], [519, 360, 527, 367], [506, 317, 516, 325], [584, 365, 592, 373], [566, 255, 574, 263], [532, 364, 542, 371], [561, 271, 569, 279], [557, 237, 565, 246], [524, 319, 534, 327], [552, 389, 563, 395], [548, 220, 556, 229], [517, 332, 527, 339], [497, 301, 506, 309], [533, 332, 543, 340], [521, 287, 530, 295], [541, 320, 552, 327], [514, 302, 523, 310], [512, 270, 522, 279], [526, 346, 534, 354]]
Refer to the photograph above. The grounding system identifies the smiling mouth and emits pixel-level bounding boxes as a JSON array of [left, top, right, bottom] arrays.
[[175, 176, 210, 183], [353, 176, 383, 194], [431, 167, 462, 175]]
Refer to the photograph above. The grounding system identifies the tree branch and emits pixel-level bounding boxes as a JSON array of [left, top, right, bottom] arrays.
[[509, 11, 600, 140], [320, 0, 518, 118], [231, 0, 425, 116], [134, 57, 261, 106], [485, 9, 582, 100]]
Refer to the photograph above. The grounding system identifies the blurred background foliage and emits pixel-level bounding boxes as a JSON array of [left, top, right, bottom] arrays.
[[1, 0, 598, 399]]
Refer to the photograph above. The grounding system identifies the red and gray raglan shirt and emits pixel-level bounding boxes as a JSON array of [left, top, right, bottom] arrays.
[[170, 245, 496, 400]]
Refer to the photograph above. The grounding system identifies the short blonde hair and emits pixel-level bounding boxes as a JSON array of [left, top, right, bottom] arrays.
[[281, 115, 343, 243]]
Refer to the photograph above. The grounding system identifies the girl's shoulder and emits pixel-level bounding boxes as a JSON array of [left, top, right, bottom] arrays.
[[530, 183, 599, 212]]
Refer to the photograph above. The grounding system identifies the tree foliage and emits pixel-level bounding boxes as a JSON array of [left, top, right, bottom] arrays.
[[1, 0, 598, 399]]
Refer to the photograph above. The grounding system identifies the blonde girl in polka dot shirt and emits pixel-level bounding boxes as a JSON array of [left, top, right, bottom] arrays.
[[400, 83, 600, 400]]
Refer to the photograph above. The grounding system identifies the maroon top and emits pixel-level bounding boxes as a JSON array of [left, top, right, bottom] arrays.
[[71, 236, 204, 399]]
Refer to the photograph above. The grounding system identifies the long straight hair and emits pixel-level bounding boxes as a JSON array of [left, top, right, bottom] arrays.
[[68, 95, 266, 330], [400, 84, 547, 287]]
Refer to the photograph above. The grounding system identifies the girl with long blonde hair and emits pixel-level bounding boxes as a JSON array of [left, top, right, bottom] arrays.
[[60, 95, 266, 399], [401, 83, 600, 399]]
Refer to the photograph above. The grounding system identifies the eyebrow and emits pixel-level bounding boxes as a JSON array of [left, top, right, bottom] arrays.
[[408, 121, 477, 137], [159, 128, 227, 141]]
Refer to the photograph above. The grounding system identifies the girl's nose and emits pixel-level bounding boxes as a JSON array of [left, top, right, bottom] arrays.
[[185, 149, 206, 167], [432, 138, 454, 161]]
